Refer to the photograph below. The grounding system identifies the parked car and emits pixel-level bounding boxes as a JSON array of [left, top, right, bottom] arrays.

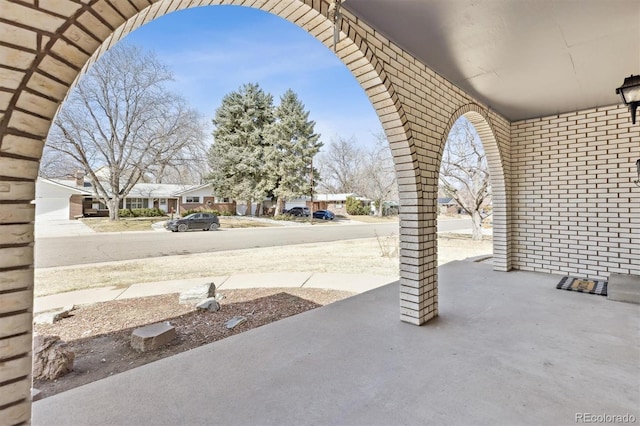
[[312, 209, 335, 220], [286, 207, 310, 217], [165, 212, 220, 232]]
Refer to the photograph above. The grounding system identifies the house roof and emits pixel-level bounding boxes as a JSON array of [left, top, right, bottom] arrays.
[[438, 197, 456, 205], [127, 183, 190, 198], [314, 193, 369, 202], [40, 178, 205, 199], [38, 178, 92, 195], [345, 0, 640, 121], [172, 183, 213, 196]]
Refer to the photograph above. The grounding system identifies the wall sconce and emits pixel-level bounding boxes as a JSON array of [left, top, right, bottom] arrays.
[[635, 159, 640, 187], [616, 75, 640, 124], [329, 0, 344, 52]]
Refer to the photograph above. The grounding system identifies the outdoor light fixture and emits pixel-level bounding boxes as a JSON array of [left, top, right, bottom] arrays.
[[329, 0, 345, 52], [615, 74, 640, 124], [635, 159, 640, 187]]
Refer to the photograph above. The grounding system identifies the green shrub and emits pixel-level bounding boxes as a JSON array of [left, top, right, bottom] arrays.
[[273, 214, 297, 221], [118, 208, 165, 218], [346, 196, 371, 215], [183, 208, 234, 217]]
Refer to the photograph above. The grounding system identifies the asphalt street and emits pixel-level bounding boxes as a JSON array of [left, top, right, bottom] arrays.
[[35, 219, 471, 268]]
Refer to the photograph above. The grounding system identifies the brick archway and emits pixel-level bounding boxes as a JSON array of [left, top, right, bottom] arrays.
[[440, 103, 512, 272], [0, 0, 522, 421], [0, 1, 436, 421]]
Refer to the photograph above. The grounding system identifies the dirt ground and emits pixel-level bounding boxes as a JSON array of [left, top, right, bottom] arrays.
[[33, 288, 353, 399]]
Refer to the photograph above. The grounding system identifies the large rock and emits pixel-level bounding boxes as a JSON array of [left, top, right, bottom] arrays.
[[179, 282, 216, 306], [131, 322, 176, 352], [33, 335, 75, 380], [34, 305, 74, 325], [196, 298, 220, 312], [225, 316, 247, 329]]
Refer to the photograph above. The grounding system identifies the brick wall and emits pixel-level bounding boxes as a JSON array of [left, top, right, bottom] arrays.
[[68, 194, 83, 219], [511, 105, 640, 279]]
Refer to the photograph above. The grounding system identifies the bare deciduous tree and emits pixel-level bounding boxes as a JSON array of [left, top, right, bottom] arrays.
[[439, 117, 491, 240], [316, 133, 398, 216], [39, 146, 82, 179], [316, 136, 365, 194], [46, 43, 206, 220], [360, 132, 398, 216], [144, 148, 210, 184]]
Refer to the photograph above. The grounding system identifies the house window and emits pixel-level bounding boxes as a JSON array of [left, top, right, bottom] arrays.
[[185, 196, 200, 203], [159, 198, 167, 204], [334, 202, 344, 208], [91, 200, 107, 210], [216, 197, 231, 203], [126, 198, 146, 209]]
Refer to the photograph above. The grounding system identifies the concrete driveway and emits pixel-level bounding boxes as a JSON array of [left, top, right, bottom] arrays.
[[34, 219, 94, 238]]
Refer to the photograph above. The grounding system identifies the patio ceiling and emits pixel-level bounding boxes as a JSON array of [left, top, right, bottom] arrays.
[[344, 0, 640, 121]]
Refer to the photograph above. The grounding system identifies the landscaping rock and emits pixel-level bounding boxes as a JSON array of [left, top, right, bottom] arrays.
[[225, 316, 247, 329], [196, 298, 220, 312], [33, 335, 75, 380], [34, 306, 74, 325], [179, 282, 216, 306], [131, 322, 176, 352]]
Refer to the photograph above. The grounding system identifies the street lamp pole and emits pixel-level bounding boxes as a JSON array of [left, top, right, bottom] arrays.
[[310, 157, 314, 224]]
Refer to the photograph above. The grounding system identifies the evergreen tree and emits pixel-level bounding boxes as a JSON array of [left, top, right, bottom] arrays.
[[265, 89, 323, 215], [208, 83, 274, 215]]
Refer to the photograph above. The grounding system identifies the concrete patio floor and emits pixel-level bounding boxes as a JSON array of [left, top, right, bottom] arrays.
[[33, 261, 639, 426]]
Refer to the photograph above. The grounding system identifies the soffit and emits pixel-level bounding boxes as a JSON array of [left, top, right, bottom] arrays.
[[344, 0, 640, 121]]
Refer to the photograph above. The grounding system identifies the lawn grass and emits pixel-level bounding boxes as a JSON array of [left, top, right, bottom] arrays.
[[345, 214, 399, 223], [80, 217, 165, 232], [81, 216, 281, 232], [218, 217, 278, 228]]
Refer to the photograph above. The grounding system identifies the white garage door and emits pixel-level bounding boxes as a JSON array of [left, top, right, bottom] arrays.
[[35, 197, 69, 221]]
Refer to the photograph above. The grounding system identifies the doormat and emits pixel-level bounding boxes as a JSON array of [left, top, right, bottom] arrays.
[[556, 276, 608, 296]]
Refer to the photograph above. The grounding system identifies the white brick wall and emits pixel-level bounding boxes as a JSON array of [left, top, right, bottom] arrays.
[[511, 105, 640, 279]]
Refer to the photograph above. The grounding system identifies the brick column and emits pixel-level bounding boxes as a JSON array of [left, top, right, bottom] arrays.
[[0, 182, 35, 425], [398, 187, 439, 324]]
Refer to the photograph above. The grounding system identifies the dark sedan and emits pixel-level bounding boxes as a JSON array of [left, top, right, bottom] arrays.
[[286, 207, 310, 217], [165, 213, 220, 232], [312, 209, 335, 220]]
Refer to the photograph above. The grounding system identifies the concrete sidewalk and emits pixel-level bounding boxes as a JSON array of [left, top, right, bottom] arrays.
[[34, 272, 399, 313]]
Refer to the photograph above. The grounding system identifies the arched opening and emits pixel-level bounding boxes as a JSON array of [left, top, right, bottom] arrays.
[[438, 104, 511, 272], [0, 1, 430, 420]]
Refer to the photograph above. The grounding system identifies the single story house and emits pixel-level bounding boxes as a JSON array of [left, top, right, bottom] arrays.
[[312, 193, 371, 214], [35, 176, 235, 220], [174, 183, 236, 215], [438, 197, 460, 215], [282, 193, 371, 213]]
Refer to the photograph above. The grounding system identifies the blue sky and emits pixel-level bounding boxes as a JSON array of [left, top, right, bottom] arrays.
[[123, 5, 381, 147]]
